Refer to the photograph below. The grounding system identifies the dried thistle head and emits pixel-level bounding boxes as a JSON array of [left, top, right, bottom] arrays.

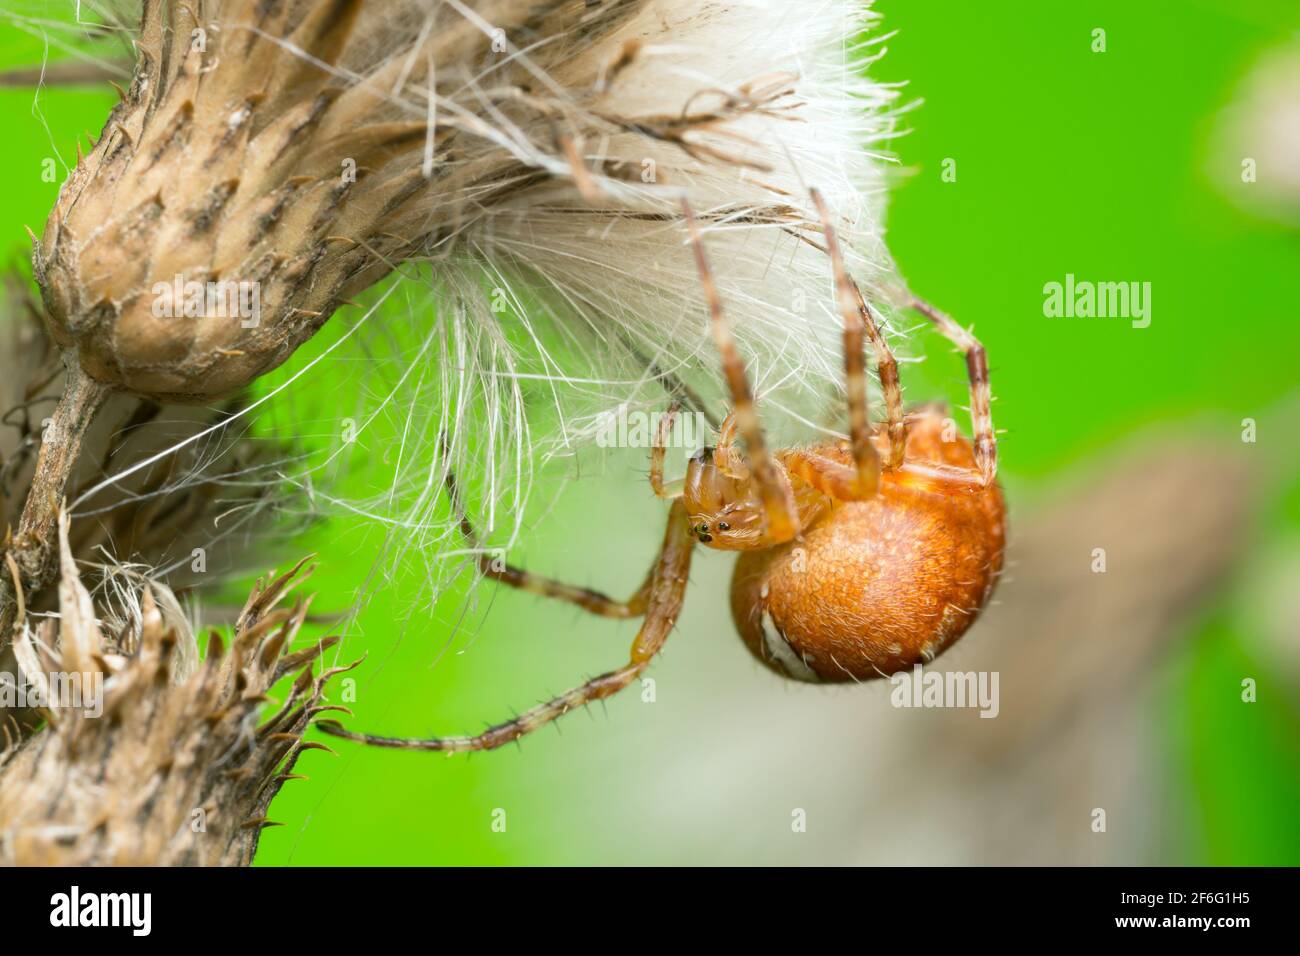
[[36, 0, 424, 400], [30, 0, 901, 413], [0, 517, 350, 866]]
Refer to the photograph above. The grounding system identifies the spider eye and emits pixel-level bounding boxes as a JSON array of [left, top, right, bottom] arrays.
[[717, 521, 730, 532]]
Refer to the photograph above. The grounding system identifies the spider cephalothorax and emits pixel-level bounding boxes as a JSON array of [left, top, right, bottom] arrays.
[[320, 190, 1006, 752], [677, 441, 809, 551]]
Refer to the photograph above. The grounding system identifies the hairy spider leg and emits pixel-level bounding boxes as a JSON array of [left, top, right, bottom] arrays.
[[680, 200, 799, 539], [317, 500, 695, 753], [810, 188, 883, 493], [906, 295, 997, 486], [442, 454, 663, 620], [712, 411, 750, 481], [851, 284, 906, 470], [780, 448, 879, 502], [649, 404, 684, 500]]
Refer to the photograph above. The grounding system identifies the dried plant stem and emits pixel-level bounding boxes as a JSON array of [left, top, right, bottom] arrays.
[[0, 355, 107, 649]]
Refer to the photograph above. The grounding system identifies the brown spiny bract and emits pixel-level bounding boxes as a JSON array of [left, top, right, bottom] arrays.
[[730, 411, 1007, 682], [0, 521, 353, 866]]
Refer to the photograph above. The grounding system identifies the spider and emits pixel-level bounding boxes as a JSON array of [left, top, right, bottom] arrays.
[[319, 190, 1006, 753]]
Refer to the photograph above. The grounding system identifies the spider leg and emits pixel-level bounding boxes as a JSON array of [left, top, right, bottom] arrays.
[[713, 411, 750, 481], [318, 501, 695, 753], [811, 188, 886, 490], [649, 403, 684, 500], [906, 295, 997, 485], [443, 462, 659, 619], [681, 200, 799, 540], [782, 448, 877, 502], [852, 284, 906, 470]]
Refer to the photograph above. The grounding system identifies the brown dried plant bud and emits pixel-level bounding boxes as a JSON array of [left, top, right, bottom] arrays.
[[0, 520, 352, 866], [35, 0, 411, 401]]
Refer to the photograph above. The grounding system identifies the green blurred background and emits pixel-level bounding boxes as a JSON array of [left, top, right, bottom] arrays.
[[2, 0, 1297, 864]]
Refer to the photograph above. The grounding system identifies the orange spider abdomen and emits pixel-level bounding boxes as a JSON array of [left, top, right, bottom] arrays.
[[729, 417, 1007, 682]]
